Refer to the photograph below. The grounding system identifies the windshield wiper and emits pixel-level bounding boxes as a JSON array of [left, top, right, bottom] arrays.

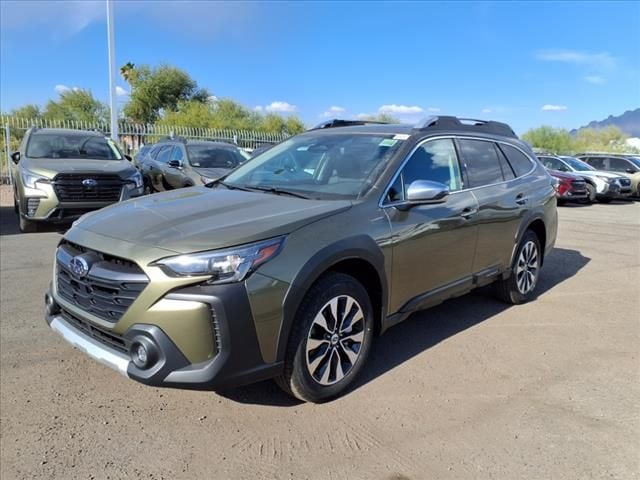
[[244, 185, 310, 199]]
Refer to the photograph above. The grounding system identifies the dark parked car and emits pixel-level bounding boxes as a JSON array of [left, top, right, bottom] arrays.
[[137, 137, 250, 192], [45, 116, 557, 402], [547, 169, 588, 204]]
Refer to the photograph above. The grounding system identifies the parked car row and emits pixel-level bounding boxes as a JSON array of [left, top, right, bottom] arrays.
[[537, 153, 639, 204]]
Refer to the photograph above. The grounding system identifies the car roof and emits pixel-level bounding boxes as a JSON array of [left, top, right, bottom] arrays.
[[156, 138, 238, 149], [30, 128, 104, 137]]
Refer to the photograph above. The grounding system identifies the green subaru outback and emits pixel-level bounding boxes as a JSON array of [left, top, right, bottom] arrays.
[[45, 117, 558, 402], [10, 128, 143, 232]]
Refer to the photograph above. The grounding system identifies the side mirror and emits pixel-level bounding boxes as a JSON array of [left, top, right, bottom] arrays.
[[626, 168, 637, 174], [11, 151, 20, 164], [124, 154, 132, 162], [168, 160, 182, 169], [397, 180, 449, 210]]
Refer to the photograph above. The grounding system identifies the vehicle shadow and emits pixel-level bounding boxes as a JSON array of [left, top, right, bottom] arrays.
[[0, 206, 69, 236], [218, 247, 590, 407]]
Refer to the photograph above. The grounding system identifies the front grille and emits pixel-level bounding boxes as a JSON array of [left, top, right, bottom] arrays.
[[56, 241, 148, 324], [570, 180, 587, 192], [53, 173, 123, 202], [619, 178, 631, 187], [61, 307, 128, 354]]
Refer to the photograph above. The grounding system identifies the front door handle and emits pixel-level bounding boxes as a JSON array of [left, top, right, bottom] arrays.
[[516, 194, 528, 205], [460, 206, 478, 219]]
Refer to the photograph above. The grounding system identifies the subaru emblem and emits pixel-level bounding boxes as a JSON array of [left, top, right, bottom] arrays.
[[82, 178, 98, 188], [69, 256, 90, 278]]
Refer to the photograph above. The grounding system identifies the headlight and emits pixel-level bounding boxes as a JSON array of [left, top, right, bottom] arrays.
[[151, 236, 285, 284], [126, 171, 143, 189], [21, 169, 50, 189], [596, 175, 613, 182]]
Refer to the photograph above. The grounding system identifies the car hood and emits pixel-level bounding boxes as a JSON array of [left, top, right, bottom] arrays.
[[548, 170, 584, 181], [73, 187, 352, 253], [573, 169, 624, 180], [22, 157, 136, 179], [191, 167, 232, 182]]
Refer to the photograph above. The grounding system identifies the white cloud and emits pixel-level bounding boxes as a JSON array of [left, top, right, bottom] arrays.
[[265, 101, 297, 113], [356, 113, 370, 120], [482, 108, 492, 113], [321, 105, 346, 117], [541, 104, 568, 112], [54, 84, 71, 94], [115, 86, 129, 97], [254, 106, 264, 112], [1, 0, 104, 36], [585, 75, 606, 85], [536, 49, 616, 69], [427, 107, 441, 113], [207, 95, 218, 103], [378, 104, 424, 115]]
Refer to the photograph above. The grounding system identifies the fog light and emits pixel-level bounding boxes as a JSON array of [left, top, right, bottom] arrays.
[[136, 343, 148, 364], [130, 337, 158, 369]]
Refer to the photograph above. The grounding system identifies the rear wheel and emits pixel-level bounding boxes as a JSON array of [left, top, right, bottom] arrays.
[[276, 272, 374, 403], [495, 230, 541, 304]]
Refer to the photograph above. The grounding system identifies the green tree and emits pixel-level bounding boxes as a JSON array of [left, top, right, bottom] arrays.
[[521, 126, 573, 153], [10, 104, 41, 119], [43, 89, 108, 124], [121, 64, 210, 123], [358, 113, 400, 123], [573, 126, 628, 152], [285, 116, 305, 134]]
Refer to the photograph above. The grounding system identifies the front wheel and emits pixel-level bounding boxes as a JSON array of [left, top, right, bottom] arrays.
[[495, 230, 541, 304], [19, 215, 38, 233], [585, 184, 596, 203], [276, 273, 374, 403]]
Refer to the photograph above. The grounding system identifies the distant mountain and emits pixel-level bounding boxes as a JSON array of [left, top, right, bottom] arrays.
[[572, 108, 640, 137]]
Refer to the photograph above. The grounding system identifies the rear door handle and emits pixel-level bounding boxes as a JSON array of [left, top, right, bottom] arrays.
[[516, 194, 528, 205], [460, 206, 478, 219]]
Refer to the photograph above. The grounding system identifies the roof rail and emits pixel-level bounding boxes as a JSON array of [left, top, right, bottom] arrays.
[[414, 115, 518, 138], [308, 119, 390, 131]]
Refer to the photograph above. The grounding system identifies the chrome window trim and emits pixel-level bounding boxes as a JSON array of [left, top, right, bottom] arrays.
[[379, 135, 537, 208]]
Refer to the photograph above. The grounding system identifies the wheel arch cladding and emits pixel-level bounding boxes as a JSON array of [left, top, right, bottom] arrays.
[[277, 235, 387, 361]]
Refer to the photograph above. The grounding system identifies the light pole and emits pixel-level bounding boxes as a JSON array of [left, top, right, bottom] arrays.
[[106, 0, 118, 142]]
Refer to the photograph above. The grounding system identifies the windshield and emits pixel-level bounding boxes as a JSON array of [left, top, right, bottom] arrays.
[[626, 156, 640, 168], [26, 134, 122, 160], [560, 156, 594, 171], [223, 132, 405, 200], [187, 145, 249, 169]]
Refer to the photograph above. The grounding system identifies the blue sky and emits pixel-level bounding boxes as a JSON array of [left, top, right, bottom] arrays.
[[1, 0, 639, 134]]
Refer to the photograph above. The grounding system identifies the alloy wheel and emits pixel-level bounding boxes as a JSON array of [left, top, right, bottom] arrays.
[[305, 295, 365, 386], [516, 240, 539, 294]]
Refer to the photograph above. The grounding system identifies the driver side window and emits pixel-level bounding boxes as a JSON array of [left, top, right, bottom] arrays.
[[387, 139, 462, 203]]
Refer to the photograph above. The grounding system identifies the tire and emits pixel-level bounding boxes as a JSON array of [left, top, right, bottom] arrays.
[[495, 230, 541, 305], [275, 272, 375, 403], [598, 197, 613, 204], [585, 184, 596, 203], [19, 215, 38, 233], [13, 195, 18, 214]]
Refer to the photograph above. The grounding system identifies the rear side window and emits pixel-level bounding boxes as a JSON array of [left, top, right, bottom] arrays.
[[457, 139, 504, 187], [500, 144, 534, 177], [586, 157, 605, 169], [608, 157, 631, 172], [539, 156, 568, 172]]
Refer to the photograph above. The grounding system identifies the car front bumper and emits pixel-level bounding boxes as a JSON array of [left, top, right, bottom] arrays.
[[45, 280, 284, 390]]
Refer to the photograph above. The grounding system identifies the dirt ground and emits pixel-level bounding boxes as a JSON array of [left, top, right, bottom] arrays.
[[1, 184, 638, 479]]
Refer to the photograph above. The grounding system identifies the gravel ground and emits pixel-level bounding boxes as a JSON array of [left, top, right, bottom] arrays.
[[1, 185, 639, 480]]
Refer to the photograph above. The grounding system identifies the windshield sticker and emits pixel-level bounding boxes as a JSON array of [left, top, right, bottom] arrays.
[[393, 134, 410, 140], [379, 139, 398, 147]]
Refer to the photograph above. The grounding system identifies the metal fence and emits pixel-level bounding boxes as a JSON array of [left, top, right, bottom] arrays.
[[1, 116, 291, 184]]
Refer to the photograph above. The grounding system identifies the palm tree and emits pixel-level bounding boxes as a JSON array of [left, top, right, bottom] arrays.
[[120, 62, 135, 84]]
